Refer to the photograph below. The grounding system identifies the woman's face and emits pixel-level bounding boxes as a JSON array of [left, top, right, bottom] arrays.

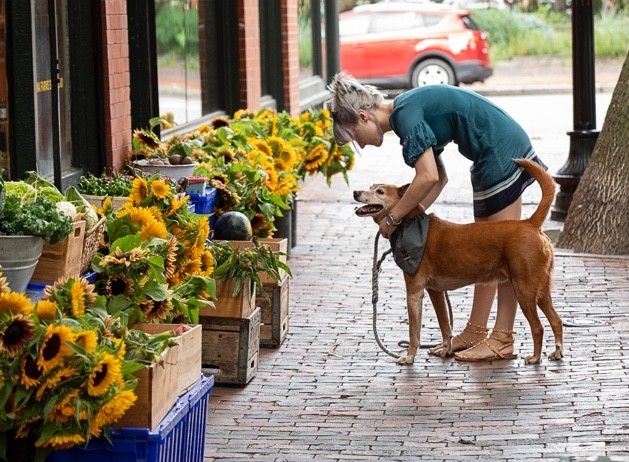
[[352, 109, 384, 148]]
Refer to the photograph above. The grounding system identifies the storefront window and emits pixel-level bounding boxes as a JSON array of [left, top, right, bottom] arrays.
[[0, 0, 8, 174], [155, 0, 201, 125]]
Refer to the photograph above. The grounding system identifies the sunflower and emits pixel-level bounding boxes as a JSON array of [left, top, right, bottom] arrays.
[[130, 177, 149, 204], [69, 280, 86, 318], [165, 195, 188, 217], [104, 275, 135, 298], [20, 354, 43, 389], [49, 389, 81, 423], [100, 246, 150, 268], [304, 144, 329, 173], [36, 366, 78, 401], [0, 292, 34, 316], [200, 250, 214, 272], [150, 178, 170, 200], [233, 109, 255, 120], [35, 431, 86, 450], [75, 329, 99, 353], [132, 128, 161, 152], [0, 274, 10, 294], [164, 236, 179, 278], [35, 299, 58, 321], [249, 138, 273, 158], [210, 116, 230, 129], [90, 389, 137, 437], [0, 313, 36, 357], [140, 218, 168, 241], [140, 297, 174, 323], [38, 324, 75, 374], [87, 352, 123, 397], [215, 145, 235, 163]]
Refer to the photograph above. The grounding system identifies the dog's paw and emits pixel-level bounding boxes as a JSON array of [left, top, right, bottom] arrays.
[[524, 354, 542, 364], [396, 355, 415, 365], [548, 346, 564, 361]]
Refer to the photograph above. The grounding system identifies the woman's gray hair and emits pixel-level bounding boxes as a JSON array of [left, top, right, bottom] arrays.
[[327, 72, 385, 145]]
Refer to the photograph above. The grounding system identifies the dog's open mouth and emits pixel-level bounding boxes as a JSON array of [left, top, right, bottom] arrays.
[[355, 204, 383, 216]]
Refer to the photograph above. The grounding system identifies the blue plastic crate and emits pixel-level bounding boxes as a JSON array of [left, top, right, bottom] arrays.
[[188, 187, 217, 228], [47, 375, 214, 462], [25, 282, 46, 302]]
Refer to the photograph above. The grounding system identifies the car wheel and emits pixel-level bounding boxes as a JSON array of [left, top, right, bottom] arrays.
[[411, 59, 456, 87]]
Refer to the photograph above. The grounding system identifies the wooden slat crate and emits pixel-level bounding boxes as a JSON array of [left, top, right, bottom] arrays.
[[228, 238, 289, 285], [200, 307, 260, 386], [200, 278, 256, 318], [31, 220, 86, 284], [257, 278, 289, 348]]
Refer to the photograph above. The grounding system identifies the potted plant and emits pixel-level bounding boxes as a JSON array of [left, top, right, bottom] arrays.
[[0, 176, 74, 292], [129, 117, 203, 178]]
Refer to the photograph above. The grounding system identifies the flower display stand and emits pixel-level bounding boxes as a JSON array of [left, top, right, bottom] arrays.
[[47, 375, 213, 462], [200, 307, 260, 386], [30, 220, 86, 284], [256, 277, 289, 348], [200, 278, 256, 319]]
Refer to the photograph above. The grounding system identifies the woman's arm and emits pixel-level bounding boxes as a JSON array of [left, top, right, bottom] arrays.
[[378, 148, 446, 238]]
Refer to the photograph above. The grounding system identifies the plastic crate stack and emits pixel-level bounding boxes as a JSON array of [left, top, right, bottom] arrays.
[[188, 187, 217, 229], [47, 375, 214, 462]]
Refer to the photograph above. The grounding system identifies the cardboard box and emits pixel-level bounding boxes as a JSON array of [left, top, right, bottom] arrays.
[[201, 278, 256, 318], [31, 220, 86, 284], [257, 278, 289, 348], [200, 308, 260, 386], [114, 323, 202, 430], [228, 238, 289, 285]]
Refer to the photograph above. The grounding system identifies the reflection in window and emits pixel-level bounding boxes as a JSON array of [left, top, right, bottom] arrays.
[[156, 0, 201, 125], [299, 0, 326, 80]]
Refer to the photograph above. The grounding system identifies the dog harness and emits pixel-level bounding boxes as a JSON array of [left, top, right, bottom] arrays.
[[389, 214, 430, 275]]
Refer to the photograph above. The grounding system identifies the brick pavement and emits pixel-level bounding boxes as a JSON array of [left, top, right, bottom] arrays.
[[204, 100, 629, 461]]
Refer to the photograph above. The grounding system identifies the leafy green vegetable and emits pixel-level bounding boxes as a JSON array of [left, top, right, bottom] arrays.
[[0, 194, 73, 244], [5, 182, 37, 205]]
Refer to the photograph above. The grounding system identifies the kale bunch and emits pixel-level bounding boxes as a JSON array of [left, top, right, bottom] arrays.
[[0, 194, 73, 244]]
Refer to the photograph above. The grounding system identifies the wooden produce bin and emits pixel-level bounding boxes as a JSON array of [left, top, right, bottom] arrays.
[[200, 278, 256, 318], [83, 194, 129, 211], [114, 323, 202, 430], [257, 277, 289, 348], [228, 238, 289, 285], [31, 220, 85, 284], [200, 307, 260, 386]]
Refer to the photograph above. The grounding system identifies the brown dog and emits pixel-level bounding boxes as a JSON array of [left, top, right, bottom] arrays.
[[354, 159, 564, 365]]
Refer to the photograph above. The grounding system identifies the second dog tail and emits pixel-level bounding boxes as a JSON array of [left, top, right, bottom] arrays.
[[515, 158, 556, 229]]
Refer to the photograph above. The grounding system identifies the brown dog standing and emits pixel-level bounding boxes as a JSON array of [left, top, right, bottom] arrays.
[[354, 159, 564, 365]]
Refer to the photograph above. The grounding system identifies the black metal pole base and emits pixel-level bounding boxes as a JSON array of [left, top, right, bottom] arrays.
[[551, 129, 599, 221]]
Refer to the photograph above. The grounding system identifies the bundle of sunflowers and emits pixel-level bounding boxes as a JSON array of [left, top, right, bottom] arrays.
[[0, 274, 176, 460]]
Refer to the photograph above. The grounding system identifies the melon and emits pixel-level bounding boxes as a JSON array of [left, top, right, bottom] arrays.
[[213, 211, 253, 241]]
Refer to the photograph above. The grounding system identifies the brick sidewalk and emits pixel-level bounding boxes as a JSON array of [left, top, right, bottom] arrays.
[[204, 99, 629, 462]]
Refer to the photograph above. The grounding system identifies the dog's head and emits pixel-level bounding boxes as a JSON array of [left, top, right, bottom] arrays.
[[353, 184, 409, 223]]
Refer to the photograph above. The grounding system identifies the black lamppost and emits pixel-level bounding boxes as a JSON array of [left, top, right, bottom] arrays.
[[551, 0, 599, 221]]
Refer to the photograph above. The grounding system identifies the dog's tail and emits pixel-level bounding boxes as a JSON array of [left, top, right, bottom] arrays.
[[515, 158, 556, 229]]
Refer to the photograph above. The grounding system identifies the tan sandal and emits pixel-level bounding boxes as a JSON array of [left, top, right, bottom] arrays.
[[429, 321, 487, 356], [454, 328, 517, 362]]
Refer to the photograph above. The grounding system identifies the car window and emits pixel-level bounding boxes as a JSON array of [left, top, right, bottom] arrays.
[[370, 12, 419, 33], [420, 13, 444, 28], [340, 13, 370, 36], [461, 15, 480, 30]]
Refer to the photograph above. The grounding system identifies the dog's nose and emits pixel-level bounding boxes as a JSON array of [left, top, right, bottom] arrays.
[[353, 191, 359, 200]]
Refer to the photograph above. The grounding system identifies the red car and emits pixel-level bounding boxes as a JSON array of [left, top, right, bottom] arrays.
[[339, 2, 492, 88]]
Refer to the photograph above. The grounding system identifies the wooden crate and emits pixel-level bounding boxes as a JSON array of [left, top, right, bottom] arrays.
[[228, 238, 289, 285], [133, 323, 202, 395], [31, 220, 85, 284], [114, 323, 201, 431], [200, 278, 256, 318], [83, 194, 128, 211], [200, 307, 260, 386], [257, 278, 289, 348]]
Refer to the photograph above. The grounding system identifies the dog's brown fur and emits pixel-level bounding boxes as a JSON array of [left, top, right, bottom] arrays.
[[354, 159, 564, 365]]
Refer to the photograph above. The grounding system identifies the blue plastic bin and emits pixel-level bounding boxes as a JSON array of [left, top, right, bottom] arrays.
[[188, 187, 217, 229], [47, 375, 214, 462]]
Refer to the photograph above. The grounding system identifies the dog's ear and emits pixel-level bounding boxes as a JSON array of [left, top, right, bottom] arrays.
[[398, 184, 410, 198]]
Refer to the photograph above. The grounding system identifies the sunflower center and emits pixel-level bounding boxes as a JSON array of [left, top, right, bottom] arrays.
[[110, 279, 130, 296], [92, 364, 108, 387], [4, 322, 25, 345], [25, 355, 43, 380], [42, 335, 61, 360]]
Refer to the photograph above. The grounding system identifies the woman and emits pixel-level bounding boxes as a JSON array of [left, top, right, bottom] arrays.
[[328, 72, 548, 362]]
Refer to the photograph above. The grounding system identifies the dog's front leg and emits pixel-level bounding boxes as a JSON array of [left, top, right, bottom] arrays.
[[398, 282, 423, 365], [426, 289, 453, 357]]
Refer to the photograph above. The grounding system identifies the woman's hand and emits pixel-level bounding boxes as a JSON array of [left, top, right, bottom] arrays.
[[378, 216, 397, 239]]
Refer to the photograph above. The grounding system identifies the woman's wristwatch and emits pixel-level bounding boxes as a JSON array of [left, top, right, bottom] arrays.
[[386, 212, 402, 227]]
